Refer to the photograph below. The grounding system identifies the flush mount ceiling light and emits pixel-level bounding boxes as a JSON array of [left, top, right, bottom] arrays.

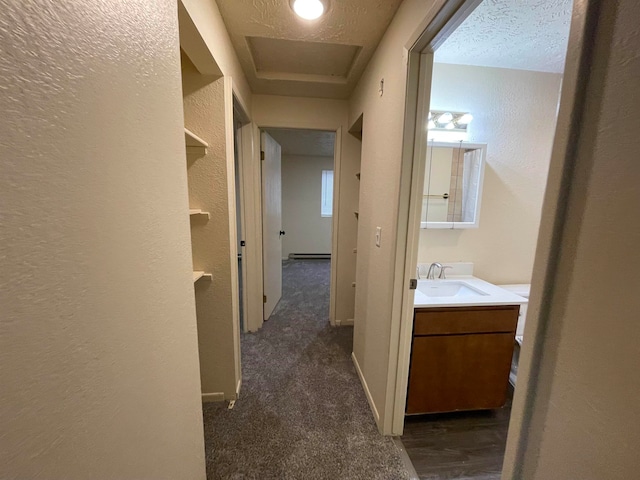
[[292, 0, 326, 20]]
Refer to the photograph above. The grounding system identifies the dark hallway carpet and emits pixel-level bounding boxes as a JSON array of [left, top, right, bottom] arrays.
[[203, 260, 409, 479]]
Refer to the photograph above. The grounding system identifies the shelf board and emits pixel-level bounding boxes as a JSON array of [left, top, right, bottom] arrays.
[[184, 128, 208, 148], [193, 271, 213, 283], [189, 209, 211, 220], [184, 128, 208, 156]]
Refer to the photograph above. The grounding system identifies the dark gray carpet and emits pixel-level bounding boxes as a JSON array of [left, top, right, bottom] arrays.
[[203, 259, 409, 480]]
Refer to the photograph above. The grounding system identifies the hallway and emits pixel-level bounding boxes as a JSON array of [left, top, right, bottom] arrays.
[[203, 260, 409, 479]]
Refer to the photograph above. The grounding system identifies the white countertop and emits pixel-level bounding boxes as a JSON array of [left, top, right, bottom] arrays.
[[414, 275, 529, 308]]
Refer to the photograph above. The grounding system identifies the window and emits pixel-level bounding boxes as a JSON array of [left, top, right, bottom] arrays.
[[321, 170, 333, 217]]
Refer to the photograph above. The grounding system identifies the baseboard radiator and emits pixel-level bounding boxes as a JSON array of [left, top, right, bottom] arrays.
[[288, 253, 331, 260]]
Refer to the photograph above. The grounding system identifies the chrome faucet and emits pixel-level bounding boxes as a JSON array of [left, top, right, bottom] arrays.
[[426, 262, 442, 280], [439, 266, 453, 279]]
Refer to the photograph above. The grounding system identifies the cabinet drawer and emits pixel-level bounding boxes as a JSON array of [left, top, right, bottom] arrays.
[[414, 305, 519, 336]]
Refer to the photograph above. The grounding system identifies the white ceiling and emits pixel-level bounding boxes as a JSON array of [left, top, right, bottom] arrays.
[[435, 0, 573, 73], [215, 0, 403, 99], [265, 128, 335, 157]]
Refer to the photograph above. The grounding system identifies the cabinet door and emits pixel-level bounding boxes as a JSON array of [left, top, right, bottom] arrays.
[[406, 333, 514, 415]]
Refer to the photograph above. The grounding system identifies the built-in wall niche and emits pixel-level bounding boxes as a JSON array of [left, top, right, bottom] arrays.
[[421, 141, 486, 229]]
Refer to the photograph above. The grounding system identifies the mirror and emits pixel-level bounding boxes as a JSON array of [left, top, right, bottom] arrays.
[[421, 142, 486, 229]]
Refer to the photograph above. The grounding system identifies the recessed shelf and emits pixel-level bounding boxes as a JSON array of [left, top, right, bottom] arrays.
[[193, 271, 213, 283], [189, 209, 211, 220], [184, 128, 208, 155]]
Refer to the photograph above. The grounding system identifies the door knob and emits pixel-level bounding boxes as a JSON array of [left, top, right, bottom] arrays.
[[279, 230, 286, 236]]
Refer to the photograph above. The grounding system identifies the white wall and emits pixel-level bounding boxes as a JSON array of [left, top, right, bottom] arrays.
[[182, 60, 241, 401], [0, 1, 205, 478], [282, 155, 334, 258], [419, 63, 563, 284], [348, 0, 446, 432], [181, 0, 251, 111], [503, 0, 640, 478], [252, 95, 361, 325]]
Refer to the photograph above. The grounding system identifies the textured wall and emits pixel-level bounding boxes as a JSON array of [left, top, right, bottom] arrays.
[[181, 0, 252, 111], [348, 0, 446, 430], [182, 59, 241, 400], [252, 95, 360, 325], [419, 64, 563, 285], [282, 155, 334, 257], [0, 1, 205, 478], [503, 0, 640, 478]]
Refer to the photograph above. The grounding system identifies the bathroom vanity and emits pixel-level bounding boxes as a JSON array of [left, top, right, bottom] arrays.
[[407, 276, 525, 415]]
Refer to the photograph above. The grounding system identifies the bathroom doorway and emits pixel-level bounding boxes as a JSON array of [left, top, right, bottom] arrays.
[[390, 0, 581, 477]]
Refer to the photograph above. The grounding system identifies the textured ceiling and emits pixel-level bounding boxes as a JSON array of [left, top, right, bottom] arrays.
[[247, 37, 361, 77], [435, 0, 573, 73], [265, 128, 335, 157], [216, 0, 403, 99]]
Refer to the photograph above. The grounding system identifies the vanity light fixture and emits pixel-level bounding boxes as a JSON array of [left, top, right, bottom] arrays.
[[427, 111, 473, 140], [457, 113, 473, 125], [437, 112, 453, 124], [292, 0, 326, 20]]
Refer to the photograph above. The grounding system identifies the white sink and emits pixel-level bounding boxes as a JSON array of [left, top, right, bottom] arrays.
[[414, 276, 528, 308], [417, 280, 488, 298]]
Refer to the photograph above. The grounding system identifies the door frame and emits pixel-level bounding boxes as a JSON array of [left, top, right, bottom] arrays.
[[233, 91, 264, 333], [252, 124, 343, 328], [388, 0, 597, 445], [233, 95, 249, 332]]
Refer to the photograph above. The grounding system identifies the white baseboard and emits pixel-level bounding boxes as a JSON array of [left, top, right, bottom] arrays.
[[202, 379, 241, 403], [352, 352, 380, 423], [235, 378, 242, 400], [201, 392, 225, 403], [335, 318, 354, 326]]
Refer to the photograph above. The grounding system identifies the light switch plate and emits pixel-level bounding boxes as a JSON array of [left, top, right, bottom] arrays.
[[375, 227, 382, 247]]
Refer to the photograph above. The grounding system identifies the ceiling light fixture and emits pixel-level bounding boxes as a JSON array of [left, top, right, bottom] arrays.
[[292, 0, 325, 20]]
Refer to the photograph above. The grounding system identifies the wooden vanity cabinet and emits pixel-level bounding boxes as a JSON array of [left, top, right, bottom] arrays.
[[406, 305, 519, 415]]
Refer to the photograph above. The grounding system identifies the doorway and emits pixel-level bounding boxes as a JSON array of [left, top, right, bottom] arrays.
[[392, 0, 577, 477], [260, 128, 337, 321]]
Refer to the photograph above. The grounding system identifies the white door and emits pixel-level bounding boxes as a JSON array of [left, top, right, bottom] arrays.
[[261, 131, 283, 320]]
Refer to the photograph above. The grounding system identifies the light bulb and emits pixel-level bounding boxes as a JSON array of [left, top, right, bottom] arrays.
[[437, 112, 453, 124], [457, 113, 473, 125], [293, 0, 325, 20]]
